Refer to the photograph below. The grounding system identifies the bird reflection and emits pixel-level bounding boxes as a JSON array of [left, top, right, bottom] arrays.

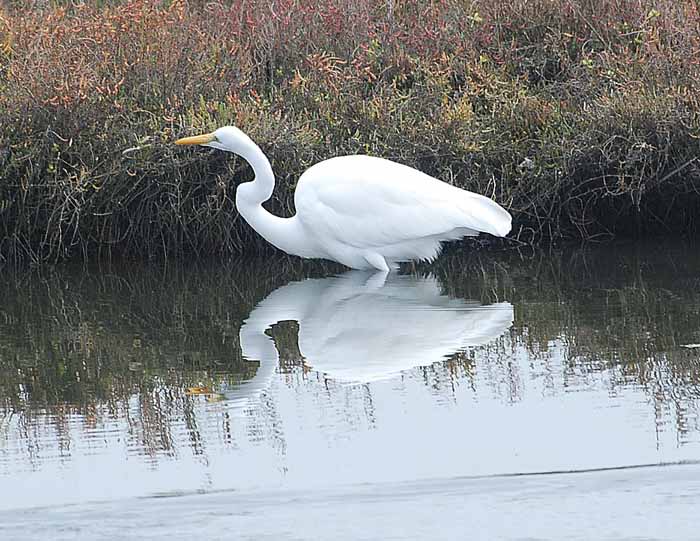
[[220, 272, 513, 408]]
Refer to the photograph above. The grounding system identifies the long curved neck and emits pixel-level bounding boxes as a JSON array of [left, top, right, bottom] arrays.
[[233, 138, 309, 256]]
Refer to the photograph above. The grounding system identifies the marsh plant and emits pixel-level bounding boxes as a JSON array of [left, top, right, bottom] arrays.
[[1, 1, 700, 263]]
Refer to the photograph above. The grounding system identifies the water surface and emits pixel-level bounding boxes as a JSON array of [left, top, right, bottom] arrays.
[[1, 243, 699, 539]]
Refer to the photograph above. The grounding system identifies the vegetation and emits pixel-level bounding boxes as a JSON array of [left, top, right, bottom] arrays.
[[1, 0, 700, 263]]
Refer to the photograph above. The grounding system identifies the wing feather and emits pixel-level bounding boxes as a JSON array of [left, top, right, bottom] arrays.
[[294, 156, 511, 250]]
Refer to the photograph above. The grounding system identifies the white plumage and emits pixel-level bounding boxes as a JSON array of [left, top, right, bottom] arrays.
[[176, 126, 512, 271]]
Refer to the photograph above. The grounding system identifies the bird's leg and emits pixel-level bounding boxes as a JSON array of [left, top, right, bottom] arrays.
[[363, 252, 391, 272]]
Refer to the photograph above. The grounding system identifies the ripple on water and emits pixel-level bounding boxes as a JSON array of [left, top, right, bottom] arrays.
[[0, 244, 699, 512]]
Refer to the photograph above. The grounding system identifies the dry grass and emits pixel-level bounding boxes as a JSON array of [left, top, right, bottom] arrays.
[[1, 0, 700, 263]]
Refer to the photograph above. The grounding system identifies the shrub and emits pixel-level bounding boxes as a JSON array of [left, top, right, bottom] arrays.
[[1, 0, 700, 263]]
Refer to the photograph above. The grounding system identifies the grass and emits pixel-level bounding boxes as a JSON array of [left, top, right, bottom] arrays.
[[1, 0, 700, 263]]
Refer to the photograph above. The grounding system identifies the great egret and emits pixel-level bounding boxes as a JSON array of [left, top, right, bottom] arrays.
[[176, 126, 512, 271]]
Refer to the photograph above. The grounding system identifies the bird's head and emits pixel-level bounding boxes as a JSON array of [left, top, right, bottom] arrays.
[[175, 126, 251, 154]]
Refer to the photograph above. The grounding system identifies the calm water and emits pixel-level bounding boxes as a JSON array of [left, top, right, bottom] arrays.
[[1, 243, 700, 539]]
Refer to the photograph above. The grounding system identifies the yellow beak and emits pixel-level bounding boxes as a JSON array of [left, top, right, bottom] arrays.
[[175, 132, 217, 145]]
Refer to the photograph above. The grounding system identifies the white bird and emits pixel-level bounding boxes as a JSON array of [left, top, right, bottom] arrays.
[[176, 126, 512, 271]]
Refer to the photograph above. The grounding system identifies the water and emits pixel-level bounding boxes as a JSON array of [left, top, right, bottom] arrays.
[[1, 242, 700, 539]]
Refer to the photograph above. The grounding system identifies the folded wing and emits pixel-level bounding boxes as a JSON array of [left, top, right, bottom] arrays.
[[295, 155, 511, 250]]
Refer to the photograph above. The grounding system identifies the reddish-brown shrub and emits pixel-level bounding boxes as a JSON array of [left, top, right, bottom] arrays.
[[1, 0, 700, 263]]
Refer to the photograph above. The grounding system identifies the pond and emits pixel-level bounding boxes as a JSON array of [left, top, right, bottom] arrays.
[[1, 242, 700, 539]]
